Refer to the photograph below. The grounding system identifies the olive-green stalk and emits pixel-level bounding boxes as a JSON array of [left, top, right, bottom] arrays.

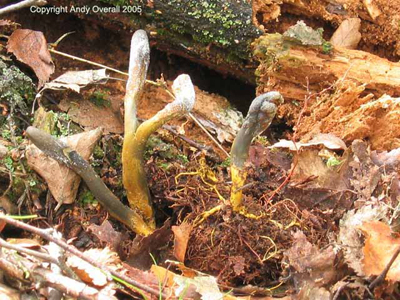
[[230, 91, 283, 211], [26, 126, 153, 236]]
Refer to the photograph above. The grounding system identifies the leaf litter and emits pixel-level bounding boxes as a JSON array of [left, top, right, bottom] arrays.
[[3, 23, 400, 300]]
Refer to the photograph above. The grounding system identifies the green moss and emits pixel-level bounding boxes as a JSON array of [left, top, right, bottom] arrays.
[[283, 21, 325, 46], [253, 33, 290, 67], [93, 145, 104, 159], [0, 60, 35, 117], [219, 157, 231, 168], [253, 21, 332, 69], [2, 156, 14, 172], [79, 189, 98, 207], [89, 91, 111, 108]]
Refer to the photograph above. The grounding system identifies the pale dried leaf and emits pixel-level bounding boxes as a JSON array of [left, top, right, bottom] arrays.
[[338, 204, 388, 275], [0, 283, 20, 300], [67, 247, 119, 287], [26, 128, 103, 204], [43, 69, 109, 93], [6, 238, 41, 249], [7, 29, 54, 88], [363, 0, 382, 21], [331, 18, 361, 50], [270, 133, 346, 150]]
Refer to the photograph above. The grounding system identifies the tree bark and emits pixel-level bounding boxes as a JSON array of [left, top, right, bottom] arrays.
[[54, 0, 263, 84]]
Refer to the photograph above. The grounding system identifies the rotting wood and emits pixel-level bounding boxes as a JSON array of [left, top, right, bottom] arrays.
[[253, 32, 400, 103]]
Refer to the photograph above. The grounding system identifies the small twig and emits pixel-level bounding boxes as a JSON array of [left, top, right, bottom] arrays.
[[0, 215, 170, 299], [188, 112, 230, 158], [0, 0, 46, 15], [0, 252, 114, 300], [162, 124, 212, 152], [49, 48, 129, 77], [332, 282, 349, 300], [0, 237, 59, 265], [369, 245, 400, 290], [237, 226, 263, 264], [265, 160, 298, 204], [161, 124, 221, 162], [233, 181, 255, 193], [1, 170, 13, 198]]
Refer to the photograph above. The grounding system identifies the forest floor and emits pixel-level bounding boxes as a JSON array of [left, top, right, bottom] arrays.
[[1, 3, 400, 300]]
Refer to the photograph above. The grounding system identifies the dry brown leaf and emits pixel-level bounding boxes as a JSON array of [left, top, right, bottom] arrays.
[[67, 247, 120, 287], [330, 18, 361, 50], [172, 222, 192, 263], [26, 128, 103, 205], [88, 220, 124, 252], [6, 238, 41, 249], [338, 204, 388, 276], [284, 231, 337, 286], [7, 29, 54, 88], [44, 69, 109, 93], [371, 148, 400, 168], [359, 221, 400, 281]]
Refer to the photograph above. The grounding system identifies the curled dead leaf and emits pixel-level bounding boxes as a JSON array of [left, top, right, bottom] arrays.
[[7, 29, 54, 88], [67, 247, 120, 287], [359, 221, 400, 281], [172, 222, 192, 263]]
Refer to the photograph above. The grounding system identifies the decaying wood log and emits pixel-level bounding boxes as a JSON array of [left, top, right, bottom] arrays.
[[51, 0, 263, 84], [251, 23, 400, 150], [253, 31, 400, 102], [253, 0, 400, 59]]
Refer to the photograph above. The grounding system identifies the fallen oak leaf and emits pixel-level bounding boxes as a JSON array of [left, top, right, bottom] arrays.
[[7, 29, 54, 88], [88, 220, 124, 252], [172, 222, 192, 263], [26, 127, 103, 205], [359, 221, 400, 281], [330, 18, 362, 50]]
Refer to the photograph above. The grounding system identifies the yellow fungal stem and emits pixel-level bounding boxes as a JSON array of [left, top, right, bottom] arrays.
[[230, 165, 247, 212], [122, 29, 155, 230], [123, 132, 156, 230], [123, 64, 195, 230]]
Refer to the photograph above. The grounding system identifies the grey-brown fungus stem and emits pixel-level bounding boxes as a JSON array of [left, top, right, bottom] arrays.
[[230, 91, 284, 212], [26, 126, 153, 235]]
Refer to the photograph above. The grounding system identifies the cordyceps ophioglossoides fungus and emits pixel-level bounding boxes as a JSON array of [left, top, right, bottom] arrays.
[[230, 91, 284, 214], [27, 30, 196, 236], [123, 30, 195, 232]]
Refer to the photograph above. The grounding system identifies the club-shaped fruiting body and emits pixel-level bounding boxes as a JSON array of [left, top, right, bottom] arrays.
[[124, 29, 150, 134], [230, 91, 284, 211], [26, 126, 153, 235], [123, 30, 196, 231]]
